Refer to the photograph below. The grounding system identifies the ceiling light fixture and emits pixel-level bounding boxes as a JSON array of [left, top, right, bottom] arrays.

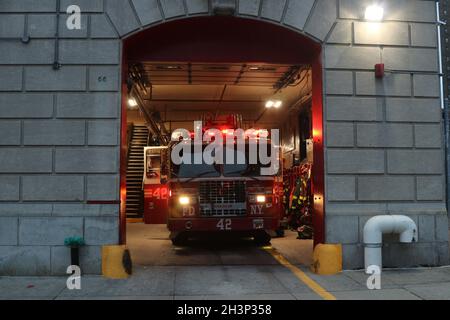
[[265, 100, 275, 109], [157, 65, 182, 70], [274, 100, 283, 109], [265, 100, 282, 109]]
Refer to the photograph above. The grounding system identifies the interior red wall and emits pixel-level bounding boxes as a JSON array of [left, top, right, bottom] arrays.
[[120, 51, 128, 244], [125, 17, 321, 64]]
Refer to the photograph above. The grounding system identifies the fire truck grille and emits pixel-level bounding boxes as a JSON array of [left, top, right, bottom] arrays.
[[199, 181, 246, 216]]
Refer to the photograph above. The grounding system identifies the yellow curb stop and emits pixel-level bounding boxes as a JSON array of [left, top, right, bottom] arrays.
[[102, 245, 132, 279], [311, 243, 342, 276]]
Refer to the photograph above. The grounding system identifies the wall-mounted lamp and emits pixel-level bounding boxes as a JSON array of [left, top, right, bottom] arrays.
[[365, 4, 384, 22], [128, 98, 138, 108]]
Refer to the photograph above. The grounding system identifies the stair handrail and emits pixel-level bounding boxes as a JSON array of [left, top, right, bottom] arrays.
[[130, 86, 169, 146]]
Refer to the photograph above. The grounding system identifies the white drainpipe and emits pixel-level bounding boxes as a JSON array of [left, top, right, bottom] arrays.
[[436, 1, 446, 111], [363, 215, 418, 274]]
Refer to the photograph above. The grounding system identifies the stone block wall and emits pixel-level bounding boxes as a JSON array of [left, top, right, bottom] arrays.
[[0, 0, 120, 275], [324, 0, 448, 269]]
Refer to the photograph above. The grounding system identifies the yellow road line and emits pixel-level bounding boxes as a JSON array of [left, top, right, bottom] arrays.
[[264, 247, 337, 300]]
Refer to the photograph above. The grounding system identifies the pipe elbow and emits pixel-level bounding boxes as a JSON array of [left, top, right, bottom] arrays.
[[363, 216, 388, 245], [363, 215, 418, 245], [364, 215, 418, 272], [393, 215, 417, 243]]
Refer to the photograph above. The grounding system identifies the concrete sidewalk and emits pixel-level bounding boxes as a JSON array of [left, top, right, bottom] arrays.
[[1, 265, 450, 300], [1, 225, 449, 300]]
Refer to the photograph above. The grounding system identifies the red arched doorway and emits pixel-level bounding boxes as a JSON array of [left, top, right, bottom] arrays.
[[120, 16, 324, 246]]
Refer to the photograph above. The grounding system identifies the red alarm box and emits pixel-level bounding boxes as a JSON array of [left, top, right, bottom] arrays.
[[375, 63, 384, 78]]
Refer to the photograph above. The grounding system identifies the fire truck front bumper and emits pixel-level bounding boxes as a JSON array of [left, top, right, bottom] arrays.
[[167, 217, 279, 233]]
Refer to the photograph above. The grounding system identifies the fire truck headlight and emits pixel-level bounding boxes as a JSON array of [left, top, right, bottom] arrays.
[[256, 195, 266, 203], [179, 196, 190, 206]]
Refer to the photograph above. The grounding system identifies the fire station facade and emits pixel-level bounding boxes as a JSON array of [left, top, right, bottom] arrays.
[[0, 0, 449, 275]]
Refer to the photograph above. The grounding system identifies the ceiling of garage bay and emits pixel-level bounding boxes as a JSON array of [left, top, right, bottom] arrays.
[[128, 62, 312, 128]]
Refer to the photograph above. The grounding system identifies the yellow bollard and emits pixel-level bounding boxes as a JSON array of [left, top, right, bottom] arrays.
[[102, 245, 132, 279], [310, 244, 342, 275]]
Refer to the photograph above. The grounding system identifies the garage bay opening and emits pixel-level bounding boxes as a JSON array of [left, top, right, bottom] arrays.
[[121, 17, 322, 267]]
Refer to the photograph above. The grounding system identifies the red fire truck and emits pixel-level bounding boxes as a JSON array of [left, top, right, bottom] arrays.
[[164, 115, 284, 246]]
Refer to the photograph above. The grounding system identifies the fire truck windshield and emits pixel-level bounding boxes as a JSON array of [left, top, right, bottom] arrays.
[[171, 144, 220, 179], [175, 163, 221, 179], [171, 144, 278, 179], [223, 144, 277, 177]]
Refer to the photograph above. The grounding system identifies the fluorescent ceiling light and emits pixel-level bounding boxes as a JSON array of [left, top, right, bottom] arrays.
[[274, 100, 282, 109], [265, 100, 274, 108]]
